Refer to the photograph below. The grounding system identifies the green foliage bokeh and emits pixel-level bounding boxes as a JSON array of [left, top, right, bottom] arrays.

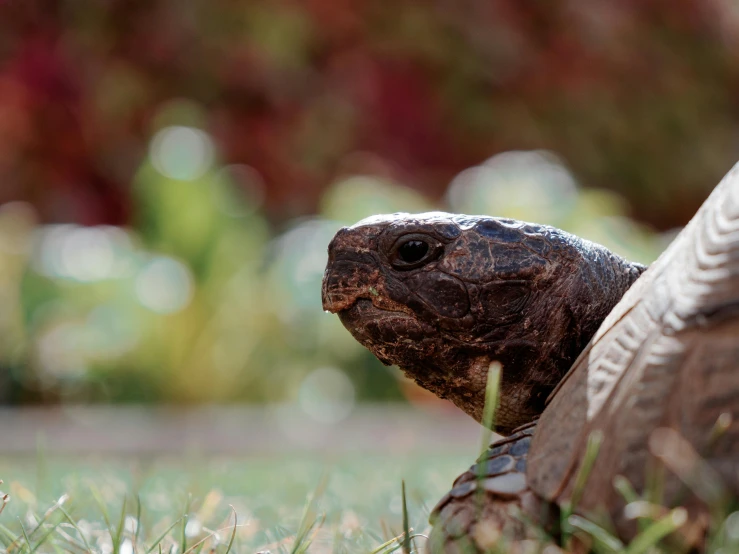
[[0, 121, 666, 405]]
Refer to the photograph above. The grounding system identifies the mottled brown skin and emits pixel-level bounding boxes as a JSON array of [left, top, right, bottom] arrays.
[[322, 212, 645, 434]]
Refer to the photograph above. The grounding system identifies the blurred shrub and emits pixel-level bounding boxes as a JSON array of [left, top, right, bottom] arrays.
[[0, 116, 666, 409], [2, 0, 738, 232]]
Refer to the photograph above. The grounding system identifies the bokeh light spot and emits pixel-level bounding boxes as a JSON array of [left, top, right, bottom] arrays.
[[36, 322, 87, 380], [447, 150, 578, 224], [60, 227, 116, 282], [135, 257, 194, 314], [149, 126, 214, 181], [298, 367, 355, 424], [33, 225, 133, 281], [321, 175, 432, 224]]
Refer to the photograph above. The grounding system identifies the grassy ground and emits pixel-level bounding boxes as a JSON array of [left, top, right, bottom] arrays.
[[1, 403, 736, 553], [0, 452, 471, 553]]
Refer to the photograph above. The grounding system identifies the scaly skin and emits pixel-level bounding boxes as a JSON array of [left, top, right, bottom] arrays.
[[322, 212, 645, 434]]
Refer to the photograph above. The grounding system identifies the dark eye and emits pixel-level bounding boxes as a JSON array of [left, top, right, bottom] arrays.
[[398, 240, 428, 263], [389, 235, 441, 269]]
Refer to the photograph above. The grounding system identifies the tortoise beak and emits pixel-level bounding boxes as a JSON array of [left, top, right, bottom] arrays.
[[321, 263, 351, 312], [321, 257, 376, 313], [322, 246, 380, 313], [322, 226, 383, 313]]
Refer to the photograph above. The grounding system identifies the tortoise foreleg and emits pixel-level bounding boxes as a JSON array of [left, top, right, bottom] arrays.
[[428, 422, 557, 553]]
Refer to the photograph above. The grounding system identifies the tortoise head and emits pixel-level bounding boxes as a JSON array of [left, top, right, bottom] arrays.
[[322, 212, 644, 434]]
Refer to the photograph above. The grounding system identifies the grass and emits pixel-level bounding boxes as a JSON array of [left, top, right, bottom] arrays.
[[0, 389, 736, 553], [1, 448, 737, 554], [0, 451, 471, 553]]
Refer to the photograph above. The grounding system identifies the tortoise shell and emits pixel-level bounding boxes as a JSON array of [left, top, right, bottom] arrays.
[[529, 163, 739, 537]]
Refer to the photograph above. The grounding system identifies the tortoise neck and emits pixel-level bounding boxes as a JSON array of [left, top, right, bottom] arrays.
[[492, 247, 647, 435]]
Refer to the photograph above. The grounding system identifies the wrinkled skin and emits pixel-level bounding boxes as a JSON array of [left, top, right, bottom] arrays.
[[322, 212, 645, 434]]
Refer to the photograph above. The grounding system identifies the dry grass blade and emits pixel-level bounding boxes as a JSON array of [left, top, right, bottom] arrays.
[[623, 501, 668, 521], [182, 505, 241, 554], [0, 493, 10, 518], [368, 532, 408, 554]]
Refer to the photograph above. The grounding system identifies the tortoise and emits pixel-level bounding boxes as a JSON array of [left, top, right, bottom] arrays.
[[321, 163, 739, 551]]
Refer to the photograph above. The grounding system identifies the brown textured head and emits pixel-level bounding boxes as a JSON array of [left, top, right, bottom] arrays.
[[322, 212, 645, 434]]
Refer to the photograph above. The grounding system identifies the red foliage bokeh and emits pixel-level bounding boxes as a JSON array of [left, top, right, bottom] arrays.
[[2, 0, 738, 228]]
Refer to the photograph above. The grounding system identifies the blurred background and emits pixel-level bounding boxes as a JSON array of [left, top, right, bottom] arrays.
[[1, 0, 738, 419]]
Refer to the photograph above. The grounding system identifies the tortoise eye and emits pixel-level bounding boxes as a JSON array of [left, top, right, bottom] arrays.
[[398, 240, 428, 263], [389, 236, 441, 269]]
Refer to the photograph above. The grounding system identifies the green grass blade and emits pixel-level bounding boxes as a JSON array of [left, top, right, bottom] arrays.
[[0, 523, 18, 549], [290, 473, 328, 554], [59, 506, 94, 553], [50, 526, 90, 553], [612, 475, 639, 505], [22, 495, 67, 547], [90, 485, 114, 539], [19, 517, 32, 553], [180, 494, 192, 554], [29, 519, 63, 553], [614, 475, 652, 534], [479, 361, 502, 453], [707, 412, 732, 449], [560, 430, 603, 543], [570, 430, 603, 512], [135, 494, 142, 545], [224, 505, 238, 554], [568, 514, 624, 553], [112, 495, 127, 553], [623, 507, 687, 554], [401, 481, 411, 554], [0, 523, 10, 548], [473, 361, 503, 522], [146, 517, 184, 554]]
